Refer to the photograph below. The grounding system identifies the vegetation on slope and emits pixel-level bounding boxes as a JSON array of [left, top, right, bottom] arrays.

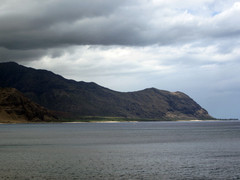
[[0, 62, 213, 121]]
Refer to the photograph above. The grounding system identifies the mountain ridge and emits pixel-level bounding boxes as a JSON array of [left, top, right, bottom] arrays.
[[0, 62, 213, 120]]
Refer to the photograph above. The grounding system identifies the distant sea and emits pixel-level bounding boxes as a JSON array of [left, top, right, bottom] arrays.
[[0, 121, 240, 179]]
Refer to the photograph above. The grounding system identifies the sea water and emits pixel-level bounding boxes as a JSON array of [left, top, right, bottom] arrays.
[[0, 121, 240, 179]]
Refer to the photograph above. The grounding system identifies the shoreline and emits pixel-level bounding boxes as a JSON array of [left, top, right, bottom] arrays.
[[0, 119, 238, 124], [63, 120, 138, 123]]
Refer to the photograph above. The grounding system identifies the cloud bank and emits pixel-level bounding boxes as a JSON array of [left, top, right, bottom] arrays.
[[0, 0, 240, 119], [1, 0, 240, 50]]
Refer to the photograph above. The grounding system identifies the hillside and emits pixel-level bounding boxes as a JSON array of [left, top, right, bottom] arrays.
[[0, 62, 213, 120], [0, 87, 58, 123]]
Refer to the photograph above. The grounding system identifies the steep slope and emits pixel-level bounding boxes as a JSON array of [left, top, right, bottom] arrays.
[[0, 87, 58, 123], [0, 62, 213, 120]]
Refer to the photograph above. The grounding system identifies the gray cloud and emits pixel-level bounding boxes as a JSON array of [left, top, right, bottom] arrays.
[[0, 47, 46, 62], [1, 0, 240, 51]]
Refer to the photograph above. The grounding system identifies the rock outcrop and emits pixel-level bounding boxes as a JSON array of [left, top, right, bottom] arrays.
[[0, 87, 58, 123]]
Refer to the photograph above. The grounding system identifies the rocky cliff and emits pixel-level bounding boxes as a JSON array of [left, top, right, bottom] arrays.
[[0, 87, 58, 123]]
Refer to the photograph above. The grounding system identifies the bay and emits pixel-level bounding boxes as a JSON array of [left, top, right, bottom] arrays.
[[0, 121, 240, 179]]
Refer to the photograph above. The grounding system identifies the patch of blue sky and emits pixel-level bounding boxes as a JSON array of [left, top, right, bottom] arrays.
[[211, 11, 220, 16]]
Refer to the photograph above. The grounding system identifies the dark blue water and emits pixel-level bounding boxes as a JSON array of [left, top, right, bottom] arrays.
[[0, 121, 240, 179]]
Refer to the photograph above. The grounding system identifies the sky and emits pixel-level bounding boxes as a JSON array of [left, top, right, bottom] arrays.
[[0, 0, 240, 119]]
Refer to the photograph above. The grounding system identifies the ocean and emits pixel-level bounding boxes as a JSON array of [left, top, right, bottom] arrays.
[[0, 121, 240, 179]]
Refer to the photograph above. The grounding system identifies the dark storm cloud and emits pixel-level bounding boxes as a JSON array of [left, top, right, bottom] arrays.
[[1, 0, 240, 52], [0, 46, 65, 62], [0, 47, 43, 61], [0, 0, 133, 61], [0, 0, 127, 47]]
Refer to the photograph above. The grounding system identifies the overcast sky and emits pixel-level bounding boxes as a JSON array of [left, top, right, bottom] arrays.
[[1, 0, 240, 119]]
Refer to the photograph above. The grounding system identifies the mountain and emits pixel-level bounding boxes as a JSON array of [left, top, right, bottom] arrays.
[[0, 62, 213, 120], [0, 87, 58, 123]]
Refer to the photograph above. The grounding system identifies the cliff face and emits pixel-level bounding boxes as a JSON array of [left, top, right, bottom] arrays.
[[122, 88, 212, 120], [0, 88, 58, 123], [0, 62, 213, 120]]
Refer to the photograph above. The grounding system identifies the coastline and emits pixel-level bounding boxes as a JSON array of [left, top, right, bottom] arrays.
[[63, 120, 138, 123], [0, 119, 238, 124]]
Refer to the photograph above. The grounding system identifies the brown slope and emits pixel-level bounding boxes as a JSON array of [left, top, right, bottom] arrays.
[[0, 88, 58, 123], [85, 87, 213, 120], [0, 62, 213, 120]]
